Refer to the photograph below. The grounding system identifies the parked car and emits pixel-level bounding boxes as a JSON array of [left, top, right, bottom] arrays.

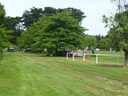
[[95, 48, 100, 51], [7, 47, 16, 52]]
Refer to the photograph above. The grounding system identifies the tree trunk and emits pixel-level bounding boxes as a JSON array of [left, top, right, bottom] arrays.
[[124, 50, 128, 66]]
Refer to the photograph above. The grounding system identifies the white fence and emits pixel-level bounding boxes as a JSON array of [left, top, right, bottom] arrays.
[[66, 53, 124, 64]]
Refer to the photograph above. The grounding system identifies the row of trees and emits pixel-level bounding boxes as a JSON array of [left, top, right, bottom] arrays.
[[0, 3, 116, 53], [1, 6, 86, 45], [0, 3, 88, 56], [82, 34, 112, 51], [0, 3, 113, 52], [1, 0, 128, 65]]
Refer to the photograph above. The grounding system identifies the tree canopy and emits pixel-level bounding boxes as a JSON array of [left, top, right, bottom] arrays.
[[22, 7, 85, 29], [0, 3, 87, 56], [103, 0, 128, 66], [22, 7, 43, 28], [0, 3, 9, 56], [18, 10, 86, 55]]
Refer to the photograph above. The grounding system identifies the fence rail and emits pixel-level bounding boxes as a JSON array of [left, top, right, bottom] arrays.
[[66, 53, 124, 64]]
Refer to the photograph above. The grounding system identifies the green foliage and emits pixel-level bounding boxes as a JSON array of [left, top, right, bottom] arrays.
[[22, 7, 85, 29], [3, 16, 23, 44], [4, 16, 21, 30], [103, 13, 128, 51], [18, 24, 38, 48], [19, 10, 86, 55], [83, 34, 97, 48], [0, 28, 10, 58], [103, 11, 128, 65], [0, 3, 23, 46], [64, 8, 86, 23], [95, 35, 112, 50], [0, 3, 9, 57], [0, 3, 5, 25], [98, 38, 111, 50], [0, 29, 10, 48], [22, 7, 43, 28], [40, 11, 85, 50]]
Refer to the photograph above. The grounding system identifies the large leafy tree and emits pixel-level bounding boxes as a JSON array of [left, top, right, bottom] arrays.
[[19, 10, 86, 55], [103, 0, 128, 66], [1, 3, 22, 46], [0, 3, 9, 56]]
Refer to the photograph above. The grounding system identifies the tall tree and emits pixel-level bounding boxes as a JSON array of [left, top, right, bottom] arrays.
[[19, 10, 86, 56], [0, 3, 9, 56], [103, 0, 128, 66]]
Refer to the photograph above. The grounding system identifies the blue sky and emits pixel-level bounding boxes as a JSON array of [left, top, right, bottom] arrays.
[[0, 0, 116, 35]]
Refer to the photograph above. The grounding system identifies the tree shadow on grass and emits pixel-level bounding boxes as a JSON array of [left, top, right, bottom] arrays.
[[35, 53, 66, 57], [97, 64, 125, 68]]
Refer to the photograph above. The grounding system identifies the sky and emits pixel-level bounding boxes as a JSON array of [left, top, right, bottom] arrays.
[[0, 0, 117, 36]]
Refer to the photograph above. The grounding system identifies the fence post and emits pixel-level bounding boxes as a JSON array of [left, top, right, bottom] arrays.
[[96, 54, 99, 64], [73, 53, 75, 61], [83, 54, 85, 61], [66, 53, 68, 60]]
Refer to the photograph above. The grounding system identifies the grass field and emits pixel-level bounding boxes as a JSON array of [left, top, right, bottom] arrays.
[[0, 51, 128, 96]]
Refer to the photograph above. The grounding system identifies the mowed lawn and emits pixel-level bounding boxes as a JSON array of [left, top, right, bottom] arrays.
[[0, 52, 128, 96]]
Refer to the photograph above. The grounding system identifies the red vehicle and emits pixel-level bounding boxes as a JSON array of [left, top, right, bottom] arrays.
[[67, 49, 88, 56]]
